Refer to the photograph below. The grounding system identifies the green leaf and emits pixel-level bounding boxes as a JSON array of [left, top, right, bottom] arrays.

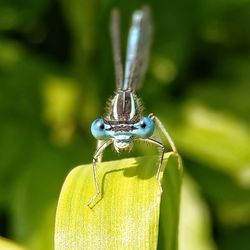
[[0, 237, 26, 250], [178, 175, 216, 250], [55, 152, 182, 250]]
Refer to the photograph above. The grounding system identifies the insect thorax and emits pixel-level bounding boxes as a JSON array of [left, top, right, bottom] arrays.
[[105, 90, 143, 123]]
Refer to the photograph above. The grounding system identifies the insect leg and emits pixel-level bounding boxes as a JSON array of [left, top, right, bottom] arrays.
[[96, 140, 104, 162], [87, 140, 113, 206], [149, 114, 182, 169], [138, 138, 165, 192], [149, 113, 177, 152]]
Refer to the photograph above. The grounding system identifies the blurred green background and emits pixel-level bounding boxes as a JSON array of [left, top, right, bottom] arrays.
[[0, 0, 250, 249]]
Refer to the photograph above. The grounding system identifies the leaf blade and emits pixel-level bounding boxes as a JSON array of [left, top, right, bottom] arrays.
[[0, 237, 26, 250], [55, 153, 182, 250]]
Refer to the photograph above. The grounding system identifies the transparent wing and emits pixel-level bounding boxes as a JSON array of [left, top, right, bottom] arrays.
[[122, 6, 152, 91], [110, 9, 123, 90]]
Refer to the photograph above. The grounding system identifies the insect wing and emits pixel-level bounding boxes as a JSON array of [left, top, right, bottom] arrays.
[[123, 6, 152, 91], [110, 9, 124, 90]]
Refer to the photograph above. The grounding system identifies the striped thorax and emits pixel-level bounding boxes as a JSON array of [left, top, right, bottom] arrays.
[[109, 90, 140, 122], [107, 89, 141, 150]]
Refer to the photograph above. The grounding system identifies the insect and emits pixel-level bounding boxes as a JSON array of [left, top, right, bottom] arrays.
[[88, 6, 177, 206]]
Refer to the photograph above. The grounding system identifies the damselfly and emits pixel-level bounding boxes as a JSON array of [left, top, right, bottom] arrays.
[[88, 6, 178, 206]]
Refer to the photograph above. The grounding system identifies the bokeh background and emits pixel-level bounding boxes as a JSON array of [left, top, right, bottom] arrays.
[[0, 0, 250, 249]]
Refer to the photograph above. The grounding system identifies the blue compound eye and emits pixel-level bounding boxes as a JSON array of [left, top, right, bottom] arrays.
[[91, 118, 109, 140], [134, 116, 155, 138]]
